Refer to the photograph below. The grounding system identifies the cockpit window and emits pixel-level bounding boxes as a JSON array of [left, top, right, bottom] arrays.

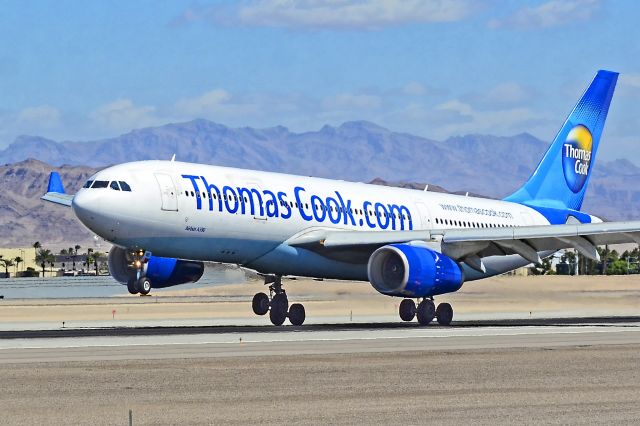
[[83, 180, 94, 189], [110, 181, 121, 191], [119, 181, 132, 191], [91, 180, 109, 189]]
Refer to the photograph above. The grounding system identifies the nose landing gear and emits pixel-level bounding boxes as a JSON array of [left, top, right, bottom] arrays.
[[126, 250, 153, 296], [398, 298, 453, 326], [252, 275, 306, 326]]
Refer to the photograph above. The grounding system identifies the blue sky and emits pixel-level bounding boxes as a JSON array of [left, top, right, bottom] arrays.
[[0, 0, 639, 161]]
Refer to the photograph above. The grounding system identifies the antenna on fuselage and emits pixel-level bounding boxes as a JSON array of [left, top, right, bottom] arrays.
[[170, 154, 176, 162]]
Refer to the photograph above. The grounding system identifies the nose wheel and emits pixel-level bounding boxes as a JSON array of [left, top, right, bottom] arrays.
[[126, 250, 153, 296], [252, 275, 306, 326], [398, 299, 453, 326]]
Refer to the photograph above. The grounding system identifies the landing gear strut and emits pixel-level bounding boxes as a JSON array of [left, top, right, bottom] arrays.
[[252, 275, 306, 326], [398, 298, 454, 326], [127, 250, 152, 296]]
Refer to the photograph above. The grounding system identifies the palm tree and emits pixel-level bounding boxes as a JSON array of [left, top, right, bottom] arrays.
[[13, 257, 23, 275], [36, 249, 54, 277], [73, 245, 81, 271], [0, 259, 14, 277], [92, 251, 104, 274], [33, 241, 41, 263]]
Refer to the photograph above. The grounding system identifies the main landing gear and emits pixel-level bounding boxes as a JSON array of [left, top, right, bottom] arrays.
[[398, 298, 454, 326], [252, 275, 306, 326], [127, 250, 152, 296]]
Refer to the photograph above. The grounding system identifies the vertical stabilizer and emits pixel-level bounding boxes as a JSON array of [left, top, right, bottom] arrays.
[[47, 172, 66, 194], [504, 70, 618, 211]]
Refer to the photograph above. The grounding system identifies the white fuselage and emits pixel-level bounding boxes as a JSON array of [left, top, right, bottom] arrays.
[[72, 160, 554, 281]]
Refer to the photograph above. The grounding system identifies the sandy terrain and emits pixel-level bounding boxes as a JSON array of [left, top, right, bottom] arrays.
[[0, 274, 638, 325]]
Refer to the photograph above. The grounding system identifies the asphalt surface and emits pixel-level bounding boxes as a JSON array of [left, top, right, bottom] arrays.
[[1, 319, 639, 424]]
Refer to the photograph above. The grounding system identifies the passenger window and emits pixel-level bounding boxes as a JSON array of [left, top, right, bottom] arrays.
[[110, 181, 121, 191], [91, 180, 109, 189], [185, 191, 189, 196], [119, 181, 132, 191], [83, 180, 94, 189]]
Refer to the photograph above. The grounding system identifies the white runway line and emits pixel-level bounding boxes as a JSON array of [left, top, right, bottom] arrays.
[[2, 324, 639, 350]]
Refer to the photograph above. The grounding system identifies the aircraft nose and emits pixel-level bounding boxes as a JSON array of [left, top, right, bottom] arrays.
[[72, 190, 119, 237], [71, 190, 95, 225]]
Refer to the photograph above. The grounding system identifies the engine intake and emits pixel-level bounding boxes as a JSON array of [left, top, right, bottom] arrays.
[[108, 246, 204, 288], [367, 244, 464, 298]]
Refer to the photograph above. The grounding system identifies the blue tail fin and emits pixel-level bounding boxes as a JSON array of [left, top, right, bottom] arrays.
[[504, 70, 618, 212], [47, 172, 65, 194]]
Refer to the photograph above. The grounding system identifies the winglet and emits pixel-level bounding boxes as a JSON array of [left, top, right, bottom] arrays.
[[47, 172, 65, 194]]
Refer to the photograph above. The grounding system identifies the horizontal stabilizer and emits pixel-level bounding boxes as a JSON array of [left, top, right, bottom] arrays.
[[41, 192, 73, 207]]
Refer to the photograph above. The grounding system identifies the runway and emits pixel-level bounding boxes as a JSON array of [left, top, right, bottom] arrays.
[[1, 318, 640, 425], [2, 275, 640, 424], [2, 317, 640, 363]]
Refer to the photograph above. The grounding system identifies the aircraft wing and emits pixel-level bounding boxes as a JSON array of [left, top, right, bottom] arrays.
[[288, 221, 640, 266], [40, 172, 73, 207]]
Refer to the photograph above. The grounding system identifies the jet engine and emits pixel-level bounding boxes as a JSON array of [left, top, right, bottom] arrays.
[[108, 246, 205, 288], [367, 244, 464, 298]]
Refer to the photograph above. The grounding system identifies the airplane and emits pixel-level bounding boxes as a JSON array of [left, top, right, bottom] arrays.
[[42, 70, 640, 326]]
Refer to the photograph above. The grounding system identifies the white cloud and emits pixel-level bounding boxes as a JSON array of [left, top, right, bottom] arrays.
[[322, 92, 382, 110], [484, 82, 529, 104], [175, 89, 232, 117], [429, 98, 549, 138], [175, 0, 477, 30], [90, 99, 158, 132], [402, 82, 427, 96], [489, 0, 600, 30], [17, 105, 61, 128], [437, 99, 473, 115], [619, 73, 640, 89]]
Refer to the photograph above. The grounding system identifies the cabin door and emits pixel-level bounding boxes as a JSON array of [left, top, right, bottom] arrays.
[[155, 173, 178, 211]]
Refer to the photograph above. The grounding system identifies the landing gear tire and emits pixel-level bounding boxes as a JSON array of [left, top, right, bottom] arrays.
[[269, 293, 288, 326], [252, 293, 270, 316], [436, 303, 454, 326], [288, 303, 306, 326], [136, 277, 152, 295], [399, 299, 416, 322], [416, 299, 436, 326], [127, 279, 138, 295]]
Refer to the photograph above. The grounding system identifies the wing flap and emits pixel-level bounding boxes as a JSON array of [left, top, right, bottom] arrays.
[[291, 221, 640, 263]]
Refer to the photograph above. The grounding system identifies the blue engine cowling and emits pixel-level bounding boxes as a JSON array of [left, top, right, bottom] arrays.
[[108, 246, 204, 288], [145, 256, 205, 288], [367, 244, 464, 298]]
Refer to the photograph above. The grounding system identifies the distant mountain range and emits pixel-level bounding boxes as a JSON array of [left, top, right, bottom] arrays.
[[1, 119, 639, 247], [0, 160, 98, 247]]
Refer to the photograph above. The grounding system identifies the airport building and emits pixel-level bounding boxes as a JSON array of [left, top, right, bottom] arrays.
[[0, 248, 37, 277]]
